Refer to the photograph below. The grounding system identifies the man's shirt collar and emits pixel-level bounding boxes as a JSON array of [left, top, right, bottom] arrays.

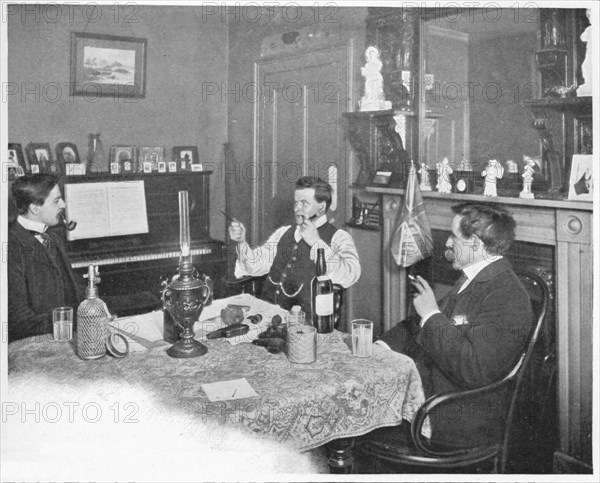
[[463, 255, 503, 284], [17, 215, 47, 234]]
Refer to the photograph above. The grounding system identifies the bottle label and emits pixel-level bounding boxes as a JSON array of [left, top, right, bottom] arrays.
[[315, 293, 334, 316], [316, 275, 329, 281]]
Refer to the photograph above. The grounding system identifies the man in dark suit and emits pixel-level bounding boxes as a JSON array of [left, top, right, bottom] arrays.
[[8, 174, 84, 342], [368, 202, 532, 451]]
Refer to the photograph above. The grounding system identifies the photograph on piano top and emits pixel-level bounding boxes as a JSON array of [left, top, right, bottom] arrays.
[[172, 145, 199, 171]]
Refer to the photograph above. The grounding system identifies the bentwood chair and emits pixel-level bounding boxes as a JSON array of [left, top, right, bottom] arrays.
[[356, 268, 551, 473]]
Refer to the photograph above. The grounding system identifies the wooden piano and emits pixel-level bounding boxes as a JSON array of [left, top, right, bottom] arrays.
[[60, 171, 225, 316]]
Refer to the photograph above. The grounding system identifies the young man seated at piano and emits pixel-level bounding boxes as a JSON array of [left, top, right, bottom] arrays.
[[228, 176, 361, 316], [8, 174, 85, 342]]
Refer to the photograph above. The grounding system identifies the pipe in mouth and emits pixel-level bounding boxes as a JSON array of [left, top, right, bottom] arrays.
[[60, 211, 77, 231]]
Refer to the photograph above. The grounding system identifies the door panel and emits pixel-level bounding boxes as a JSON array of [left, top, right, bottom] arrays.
[[255, 43, 353, 242]]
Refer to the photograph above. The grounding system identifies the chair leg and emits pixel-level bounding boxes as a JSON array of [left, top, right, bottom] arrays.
[[326, 438, 355, 473]]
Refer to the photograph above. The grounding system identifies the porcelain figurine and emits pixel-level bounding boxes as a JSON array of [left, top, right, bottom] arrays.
[[419, 163, 432, 191], [436, 157, 453, 193], [359, 46, 392, 112], [481, 159, 504, 197], [520, 156, 537, 199]]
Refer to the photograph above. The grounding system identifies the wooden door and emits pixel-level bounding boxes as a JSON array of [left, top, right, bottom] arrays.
[[253, 42, 354, 243]]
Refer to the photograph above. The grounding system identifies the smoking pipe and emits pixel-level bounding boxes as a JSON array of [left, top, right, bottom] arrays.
[[60, 212, 77, 231]]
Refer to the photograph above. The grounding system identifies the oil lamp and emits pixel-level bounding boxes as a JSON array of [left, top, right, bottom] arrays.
[[161, 191, 211, 358]]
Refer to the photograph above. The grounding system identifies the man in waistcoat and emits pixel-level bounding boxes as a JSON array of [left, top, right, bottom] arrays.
[[229, 176, 361, 316], [7, 174, 84, 342]]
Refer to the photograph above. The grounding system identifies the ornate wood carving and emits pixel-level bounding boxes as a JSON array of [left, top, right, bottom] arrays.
[[343, 111, 414, 187]]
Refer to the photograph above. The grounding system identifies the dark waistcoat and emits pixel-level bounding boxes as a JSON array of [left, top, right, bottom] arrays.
[[262, 222, 337, 316]]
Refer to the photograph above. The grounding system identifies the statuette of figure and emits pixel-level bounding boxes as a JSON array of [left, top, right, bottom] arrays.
[[436, 157, 453, 193], [359, 46, 392, 112], [481, 159, 504, 197], [519, 156, 537, 199]]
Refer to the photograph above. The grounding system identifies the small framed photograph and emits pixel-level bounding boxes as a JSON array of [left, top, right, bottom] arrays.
[[55, 142, 81, 166], [110, 160, 121, 174], [168, 161, 177, 173], [109, 145, 136, 174], [137, 146, 165, 172], [8, 143, 28, 173], [158, 161, 166, 173], [25, 143, 59, 175], [172, 146, 199, 171], [568, 154, 593, 201], [70, 32, 147, 99]]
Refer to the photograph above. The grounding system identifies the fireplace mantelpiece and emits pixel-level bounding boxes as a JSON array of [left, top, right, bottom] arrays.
[[367, 186, 593, 472]]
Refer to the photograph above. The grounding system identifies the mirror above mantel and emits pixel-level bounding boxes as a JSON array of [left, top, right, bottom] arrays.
[[347, 7, 592, 200], [419, 8, 541, 180]]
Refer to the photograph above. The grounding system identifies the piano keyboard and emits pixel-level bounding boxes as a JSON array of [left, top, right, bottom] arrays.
[[71, 246, 213, 268]]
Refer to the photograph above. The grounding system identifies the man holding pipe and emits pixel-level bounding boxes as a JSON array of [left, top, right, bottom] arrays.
[[7, 174, 84, 342], [228, 176, 361, 317]]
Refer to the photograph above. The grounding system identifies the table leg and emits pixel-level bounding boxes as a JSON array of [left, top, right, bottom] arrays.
[[327, 437, 355, 473]]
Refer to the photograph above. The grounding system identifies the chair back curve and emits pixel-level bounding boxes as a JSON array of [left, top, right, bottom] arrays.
[[358, 266, 551, 473]]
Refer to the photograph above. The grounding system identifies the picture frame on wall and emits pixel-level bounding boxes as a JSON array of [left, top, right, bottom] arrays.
[[70, 32, 147, 99], [8, 143, 28, 173], [568, 154, 593, 201], [55, 142, 81, 165], [109, 145, 136, 174], [172, 146, 199, 171], [25, 143, 59, 175]]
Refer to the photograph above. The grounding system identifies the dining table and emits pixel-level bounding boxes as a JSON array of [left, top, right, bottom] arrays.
[[6, 294, 427, 474]]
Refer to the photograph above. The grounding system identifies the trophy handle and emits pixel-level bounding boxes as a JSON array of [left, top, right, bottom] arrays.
[[202, 279, 211, 306]]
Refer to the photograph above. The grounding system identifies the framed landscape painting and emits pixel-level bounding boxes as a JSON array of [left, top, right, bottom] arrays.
[[70, 32, 147, 99]]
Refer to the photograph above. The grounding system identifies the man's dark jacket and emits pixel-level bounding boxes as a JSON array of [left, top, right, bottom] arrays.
[[380, 258, 532, 448], [8, 221, 84, 342]]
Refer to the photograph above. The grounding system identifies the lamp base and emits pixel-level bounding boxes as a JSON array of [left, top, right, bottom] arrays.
[[166, 338, 208, 358]]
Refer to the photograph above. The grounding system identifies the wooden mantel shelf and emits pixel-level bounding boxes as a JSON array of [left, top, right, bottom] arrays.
[[365, 186, 594, 212]]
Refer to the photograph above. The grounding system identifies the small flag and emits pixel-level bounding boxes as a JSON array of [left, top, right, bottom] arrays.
[[391, 162, 434, 267]]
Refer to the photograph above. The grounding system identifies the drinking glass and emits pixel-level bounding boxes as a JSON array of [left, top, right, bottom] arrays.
[[351, 319, 373, 357], [52, 307, 73, 342]]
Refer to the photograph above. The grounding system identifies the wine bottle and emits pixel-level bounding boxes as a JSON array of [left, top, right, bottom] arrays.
[[311, 248, 334, 333]]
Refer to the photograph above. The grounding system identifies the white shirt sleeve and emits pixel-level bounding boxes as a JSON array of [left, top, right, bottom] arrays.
[[310, 228, 361, 288], [234, 226, 290, 278]]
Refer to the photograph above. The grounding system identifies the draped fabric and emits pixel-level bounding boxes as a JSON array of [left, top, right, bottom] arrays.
[[391, 163, 433, 267]]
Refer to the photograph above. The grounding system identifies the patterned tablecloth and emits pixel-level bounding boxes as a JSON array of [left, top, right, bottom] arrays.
[[8, 329, 426, 451]]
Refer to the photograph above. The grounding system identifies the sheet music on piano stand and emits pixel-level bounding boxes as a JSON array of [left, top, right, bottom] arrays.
[[65, 181, 149, 241]]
